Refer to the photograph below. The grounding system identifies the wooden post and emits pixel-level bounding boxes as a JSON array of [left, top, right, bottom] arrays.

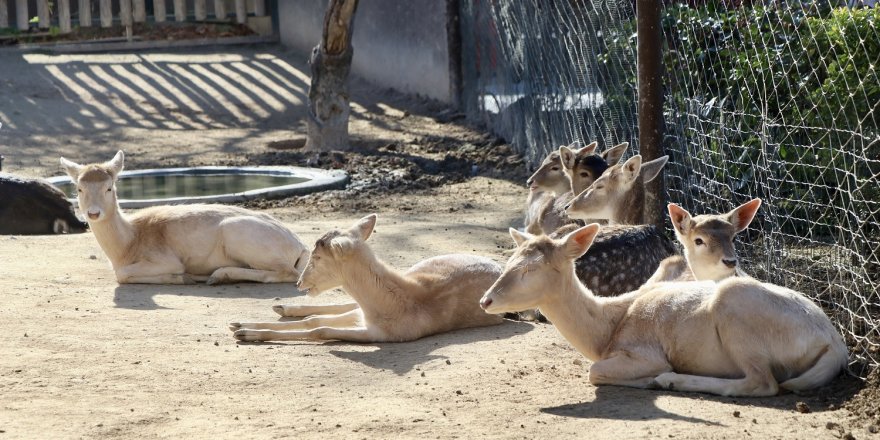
[[194, 0, 206, 20], [154, 0, 166, 22], [0, 0, 8, 29], [213, 0, 226, 20], [636, 0, 666, 228], [306, 0, 359, 151], [36, 0, 50, 29], [119, 0, 132, 26], [234, 0, 245, 23], [132, 0, 145, 22], [99, 0, 112, 27], [174, 0, 185, 21], [15, 0, 27, 30], [58, 0, 71, 32], [252, 0, 264, 16], [79, 0, 92, 27]]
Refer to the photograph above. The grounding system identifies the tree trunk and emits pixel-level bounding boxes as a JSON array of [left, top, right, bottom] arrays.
[[305, 0, 359, 152]]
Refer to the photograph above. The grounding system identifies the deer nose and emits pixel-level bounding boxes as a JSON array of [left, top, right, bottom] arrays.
[[722, 259, 738, 268], [526, 177, 534, 186], [480, 297, 493, 310], [564, 203, 572, 210]]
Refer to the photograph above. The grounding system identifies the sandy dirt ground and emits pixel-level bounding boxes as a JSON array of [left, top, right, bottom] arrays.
[[0, 45, 871, 439]]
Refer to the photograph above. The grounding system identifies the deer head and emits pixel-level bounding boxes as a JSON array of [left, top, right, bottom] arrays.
[[668, 198, 762, 280]]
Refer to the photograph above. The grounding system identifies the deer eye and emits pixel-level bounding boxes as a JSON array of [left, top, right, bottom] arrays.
[[107, 187, 112, 192], [579, 172, 590, 177], [694, 238, 705, 246], [77, 188, 82, 193], [551, 166, 560, 171]]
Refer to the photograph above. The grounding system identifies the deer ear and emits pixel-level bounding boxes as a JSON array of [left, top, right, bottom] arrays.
[[59, 157, 84, 181], [600, 142, 628, 165], [561, 223, 600, 259], [668, 203, 693, 236], [350, 214, 378, 241], [639, 155, 669, 183], [104, 150, 125, 178], [577, 141, 599, 157], [559, 146, 577, 169], [509, 228, 533, 247], [728, 198, 762, 233], [621, 155, 643, 183]]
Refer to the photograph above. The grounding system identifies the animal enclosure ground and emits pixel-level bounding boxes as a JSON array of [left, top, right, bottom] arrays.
[[0, 46, 875, 439]]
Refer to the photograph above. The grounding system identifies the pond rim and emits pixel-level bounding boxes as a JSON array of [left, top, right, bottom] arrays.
[[46, 165, 349, 208]]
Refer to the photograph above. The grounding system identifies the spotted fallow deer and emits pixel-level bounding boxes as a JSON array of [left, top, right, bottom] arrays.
[[481, 224, 847, 396], [566, 154, 670, 225], [529, 142, 628, 235], [59, 151, 309, 284], [647, 198, 762, 283], [229, 214, 504, 342]]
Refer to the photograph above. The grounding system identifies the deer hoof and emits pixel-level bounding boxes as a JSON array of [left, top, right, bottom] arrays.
[[233, 329, 263, 342], [654, 372, 677, 391]]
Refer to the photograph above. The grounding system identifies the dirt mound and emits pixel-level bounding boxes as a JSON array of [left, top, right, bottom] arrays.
[[241, 135, 527, 213], [845, 368, 880, 434]]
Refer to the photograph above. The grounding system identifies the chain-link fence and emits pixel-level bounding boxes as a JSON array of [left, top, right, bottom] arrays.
[[460, 0, 879, 375]]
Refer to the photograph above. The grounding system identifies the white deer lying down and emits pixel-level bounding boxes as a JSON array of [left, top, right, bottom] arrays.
[[230, 214, 504, 342], [648, 198, 762, 283], [480, 224, 847, 396], [60, 151, 309, 284]]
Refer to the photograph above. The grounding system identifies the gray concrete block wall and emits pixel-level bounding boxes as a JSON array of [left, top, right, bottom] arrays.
[[278, 0, 454, 104]]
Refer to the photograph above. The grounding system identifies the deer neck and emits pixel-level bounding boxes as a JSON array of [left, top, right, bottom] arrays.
[[88, 204, 135, 266], [340, 248, 421, 314], [610, 176, 645, 225], [537, 266, 629, 360]]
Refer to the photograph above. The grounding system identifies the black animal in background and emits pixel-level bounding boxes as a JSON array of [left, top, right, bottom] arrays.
[[0, 173, 88, 235]]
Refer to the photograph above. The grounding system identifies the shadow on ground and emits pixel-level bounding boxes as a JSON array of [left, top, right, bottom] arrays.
[[325, 320, 534, 375], [542, 373, 862, 424], [113, 282, 301, 310]]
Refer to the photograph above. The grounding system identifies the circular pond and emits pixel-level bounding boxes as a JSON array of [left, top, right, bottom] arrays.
[[48, 166, 349, 208]]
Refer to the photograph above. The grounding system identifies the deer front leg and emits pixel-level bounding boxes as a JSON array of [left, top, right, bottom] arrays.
[[229, 309, 363, 331], [272, 303, 360, 317], [206, 267, 299, 285], [652, 369, 779, 397], [232, 326, 383, 343], [588, 350, 673, 389], [116, 260, 192, 284]]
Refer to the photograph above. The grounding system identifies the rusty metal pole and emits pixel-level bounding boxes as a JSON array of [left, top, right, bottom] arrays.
[[637, 0, 665, 228]]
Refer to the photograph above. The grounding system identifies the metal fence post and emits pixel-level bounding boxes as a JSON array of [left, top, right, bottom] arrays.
[[637, 0, 665, 228]]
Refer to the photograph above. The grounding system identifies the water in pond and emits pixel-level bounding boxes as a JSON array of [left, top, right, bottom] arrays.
[[56, 173, 309, 200]]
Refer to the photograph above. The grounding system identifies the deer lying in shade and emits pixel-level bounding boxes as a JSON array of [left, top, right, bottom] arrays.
[[229, 214, 504, 342], [480, 224, 847, 397], [565, 154, 670, 225], [527, 141, 628, 235], [647, 198, 762, 284], [0, 173, 88, 235], [60, 151, 309, 284]]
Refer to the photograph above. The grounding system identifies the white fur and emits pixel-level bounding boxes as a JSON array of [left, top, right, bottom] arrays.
[[60, 151, 309, 284], [481, 225, 848, 397], [230, 214, 505, 342]]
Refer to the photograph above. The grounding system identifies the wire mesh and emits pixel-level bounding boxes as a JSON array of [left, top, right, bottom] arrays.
[[459, 0, 641, 165], [460, 0, 879, 375]]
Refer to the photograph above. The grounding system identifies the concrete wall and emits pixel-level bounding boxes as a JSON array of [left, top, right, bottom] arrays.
[[278, 0, 455, 104]]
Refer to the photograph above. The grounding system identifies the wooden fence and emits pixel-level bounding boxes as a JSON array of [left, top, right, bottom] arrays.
[[0, 0, 266, 32]]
